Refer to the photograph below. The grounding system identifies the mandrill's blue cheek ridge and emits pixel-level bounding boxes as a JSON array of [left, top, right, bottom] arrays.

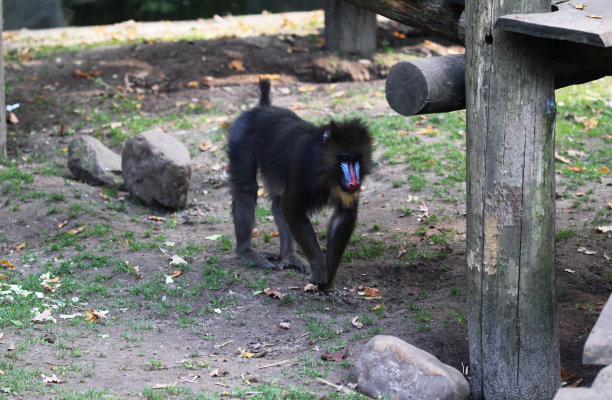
[[355, 161, 360, 181], [340, 162, 351, 185]]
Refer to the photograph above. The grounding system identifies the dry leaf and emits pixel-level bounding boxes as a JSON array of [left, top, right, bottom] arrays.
[[596, 226, 612, 233], [280, 322, 291, 330], [0, 274, 9, 280], [228, 60, 246, 71], [587, 14, 603, 19], [238, 348, 255, 358], [363, 287, 381, 298], [85, 309, 109, 323], [298, 85, 316, 93], [574, 4, 585, 9], [371, 303, 382, 311], [597, 167, 610, 173], [149, 216, 166, 222], [577, 247, 596, 255], [56, 221, 68, 229], [170, 255, 187, 266], [42, 373, 63, 384], [304, 283, 318, 292], [169, 270, 182, 278], [321, 347, 349, 362], [564, 269, 575, 274], [554, 153, 571, 164], [67, 226, 86, 234], [209, 368, 220, 377], [567, 149, 586, 158], [566, 165, 585, 172], [251, 229, 260, 238], [1, 260, 15, 269], [187, 81, 199, 87], [32, 309, 56, 323], [15, 243, 26, 251], [351, 316, 363, 329], [269, 232, 280, 237], [264, 288, 285, 300], [7, 112, 19, 124], [416, 126, 438, 135]]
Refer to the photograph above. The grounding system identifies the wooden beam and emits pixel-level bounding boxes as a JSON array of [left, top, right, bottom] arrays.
[[341, 0, 464, 44], [385, 54, 611, 116], [465, 0, 559, 398]]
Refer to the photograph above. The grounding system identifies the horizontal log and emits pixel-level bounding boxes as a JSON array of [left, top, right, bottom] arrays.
[[342, 0, 464, 44], [386, 54, 611, 116]]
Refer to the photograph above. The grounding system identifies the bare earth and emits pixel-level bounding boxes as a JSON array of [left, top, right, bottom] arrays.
[[0, 11, 610, 399]]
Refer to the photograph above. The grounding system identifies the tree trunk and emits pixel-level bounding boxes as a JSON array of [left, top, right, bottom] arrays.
[[1, 0, 6, 160], [465, 0, 560, 398], [324, 0, 377, 56]]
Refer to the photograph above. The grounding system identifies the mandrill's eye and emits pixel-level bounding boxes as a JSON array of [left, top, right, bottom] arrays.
[[338, 153, 358, 163]]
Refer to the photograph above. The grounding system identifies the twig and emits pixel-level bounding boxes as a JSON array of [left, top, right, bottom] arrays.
[[214, 382, 229, 388], [316, 377, 357, 394], [216, 340, 234, 349], [258, 359, 292, 370]]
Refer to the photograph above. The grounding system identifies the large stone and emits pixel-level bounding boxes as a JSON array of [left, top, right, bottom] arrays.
[[356, 335, 470, 400], [553, 388, 611, 400], [593, 364, 612, 389], [122, 129, 191, 209], [583, 293, 612, 365], [67, 135, 124, 189]]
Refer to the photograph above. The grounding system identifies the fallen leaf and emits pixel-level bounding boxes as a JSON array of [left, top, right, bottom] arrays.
[[0, 274, 9, 280], [238, 348, 255, 358], [371, 303, 382, 311], [587, 14, 603, 19], [554, 153, 571, 164], [170, 255, 188, 266], [251, 229, 260, 238], [169, 270, 182, 278], [567, 149, 586, 158], [67, 226, 86, 234], [416, 126, 439, 135], [205, 234, 223, 240], [56, 221, 68, 229], [566, 165, 585, 172], [264, 288, 285, 300], [15, 243, 26, 251], [32, 308, 56, 323], [42, 373, 63, 384], [298, 85, 316, 93], [351, 316, 363, 329], [303, 283, 318, 292], [187, 81, 199, 87], [597, 167, 610, 173], [149, 216, 166, 222], [596, 226, 612, 233], [280, 322, 291, 329], [209, 368, 220, 377], [321, 347, 349, 362], [1, 260, 15, 269], [228, 60, 246, 71], [577, 247, 596, 255], [85, 309, 108, 323], [7, 112, 19, 124], [564, 269, 575, 274], [362, 287, 381, 298], [269, 232, 280, 237], [574, 4, 585, 9]]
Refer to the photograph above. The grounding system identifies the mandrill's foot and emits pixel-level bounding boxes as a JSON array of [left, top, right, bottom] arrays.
[[237, 249, 280, 270], [279, 253, 311, 275]]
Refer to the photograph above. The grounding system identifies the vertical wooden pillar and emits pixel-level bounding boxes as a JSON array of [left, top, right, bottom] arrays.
[[0, 0, 6, 160], [465, 0, 559, 398]]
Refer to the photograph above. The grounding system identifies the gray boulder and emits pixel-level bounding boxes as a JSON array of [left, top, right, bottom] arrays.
[[122, 129, 191, 209], [67, 135, 124, 189], [356, 335, 470, 400], [593, 364, 612, 389]]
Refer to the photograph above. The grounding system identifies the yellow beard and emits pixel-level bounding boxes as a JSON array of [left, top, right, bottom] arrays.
[[331, 186, 360, 208]]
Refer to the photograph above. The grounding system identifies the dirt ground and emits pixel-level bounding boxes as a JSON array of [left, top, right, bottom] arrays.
[[1, 11, 611, 399]]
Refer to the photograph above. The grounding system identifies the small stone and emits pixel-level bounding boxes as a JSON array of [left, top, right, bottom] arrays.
[[356, 335, 469, 400], [122, 129, 191, 209], [67, 135, 124, 189]]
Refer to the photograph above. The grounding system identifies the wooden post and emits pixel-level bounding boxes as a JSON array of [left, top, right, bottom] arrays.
[[324, 0, 377, 56], [465, 0, 559, 398], [0, 0, 6, 160]]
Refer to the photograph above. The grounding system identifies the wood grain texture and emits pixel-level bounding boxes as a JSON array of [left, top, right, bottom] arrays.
[[465, 0, 560, 398]]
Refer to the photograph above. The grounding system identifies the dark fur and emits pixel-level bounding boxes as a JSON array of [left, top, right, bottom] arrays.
[[228, 79, 373, 290]]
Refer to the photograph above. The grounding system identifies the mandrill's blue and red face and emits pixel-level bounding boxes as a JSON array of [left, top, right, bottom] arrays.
[[338, 153, 361, 193]]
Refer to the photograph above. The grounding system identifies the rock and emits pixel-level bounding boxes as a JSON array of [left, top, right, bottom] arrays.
[[67, 135, 124, 189], [553, 388, 611, 400], [356, 335, 469, 400], [122, 129, 191, 209], [583, 293, 612, 365], [593, 364, 612, 388]]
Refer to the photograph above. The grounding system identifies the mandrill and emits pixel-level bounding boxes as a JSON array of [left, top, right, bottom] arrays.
[[228, 79, 373, 291]]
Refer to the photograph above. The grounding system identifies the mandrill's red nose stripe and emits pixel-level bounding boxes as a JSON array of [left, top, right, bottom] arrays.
[[347, 162, 360, 192]]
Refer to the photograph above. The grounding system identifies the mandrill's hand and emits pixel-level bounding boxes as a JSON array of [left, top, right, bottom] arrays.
[[279, 253, 311, 275]]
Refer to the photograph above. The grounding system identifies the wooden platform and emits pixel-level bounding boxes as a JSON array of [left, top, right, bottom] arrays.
[[496, 0, 612, 47]]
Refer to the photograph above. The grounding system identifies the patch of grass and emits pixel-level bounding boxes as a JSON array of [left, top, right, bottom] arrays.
[[306, 317, 338, 341], [556, 228, 577, 241], [343, 239, 387, 262]]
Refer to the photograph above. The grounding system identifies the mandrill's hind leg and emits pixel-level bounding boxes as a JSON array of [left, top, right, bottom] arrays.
[[272, 196, 311, 274]]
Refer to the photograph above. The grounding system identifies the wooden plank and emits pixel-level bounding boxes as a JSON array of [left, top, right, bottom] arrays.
[[496, 0, 612, 47], [465, 0, 559, 397]]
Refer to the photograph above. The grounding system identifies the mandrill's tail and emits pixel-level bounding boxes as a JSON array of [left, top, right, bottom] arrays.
[[258, 79, 271, 107]]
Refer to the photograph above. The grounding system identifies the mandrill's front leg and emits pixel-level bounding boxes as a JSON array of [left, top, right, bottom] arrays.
[[321, 205, 357, 291]]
